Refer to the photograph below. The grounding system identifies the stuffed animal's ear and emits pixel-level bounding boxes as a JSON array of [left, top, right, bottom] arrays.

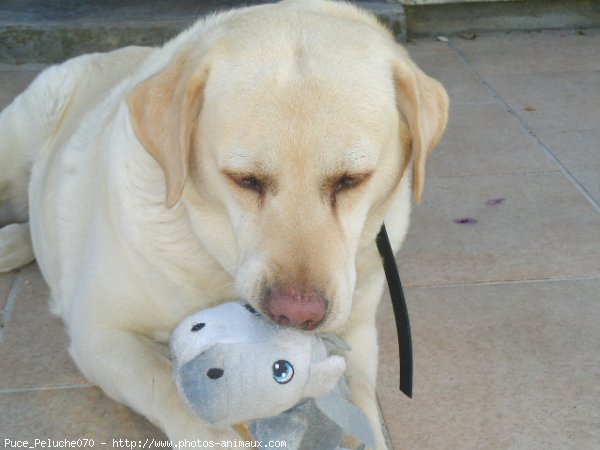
[[322, 334, 351, 352], [170, 314, 214, 367], [302, 355, 346, 398], [127, 52, 210, 208], [314, 392, 376, 450], [393, 54, 449, 203]]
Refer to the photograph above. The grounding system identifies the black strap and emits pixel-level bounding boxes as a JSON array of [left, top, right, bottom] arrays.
[[376, 223, 413, 399]]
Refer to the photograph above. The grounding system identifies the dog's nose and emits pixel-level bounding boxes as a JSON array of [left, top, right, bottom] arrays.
[[265, 286, 328, 331]]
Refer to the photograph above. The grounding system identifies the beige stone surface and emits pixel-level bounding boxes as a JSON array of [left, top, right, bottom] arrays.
[[405, 38, 454, 55], [0, 264, 86, 389], [484, 71, 600, 135], [536, 129, 600, 206], [0, 68, 40, 110], [0, 271, 14, 312], [1, 28, 600, 450], [451, 29, 600, 76], [409, 51, 493, 105], [399, 172, 600, 287], [373, 30, 600, 450], [427, 103, 558, 179], [377, 279, 600, 450], [0, 387, 167, 444]]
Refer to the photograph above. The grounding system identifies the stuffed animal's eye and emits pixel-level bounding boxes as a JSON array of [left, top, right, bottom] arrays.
[[207, 368, 224, 379], [191, 323, 205, 332], [272, 360, 294, 384], [244, 304, 260, 315]]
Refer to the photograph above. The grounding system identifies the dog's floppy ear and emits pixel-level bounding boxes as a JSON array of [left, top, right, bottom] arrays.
[[127, 54, 210, 208], [394, 56, 449, 203]]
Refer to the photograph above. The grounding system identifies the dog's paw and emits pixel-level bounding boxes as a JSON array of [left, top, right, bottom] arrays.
[[0, 223, 35, 273]]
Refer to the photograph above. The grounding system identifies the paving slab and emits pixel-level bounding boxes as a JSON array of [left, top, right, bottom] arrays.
[[451, 29, 600, 76], [0, 271, 14, 312], [483, 70, 600, 135], [398, 172, 600, 287], [427, 102, 559, 179], [0, 68, 40, 110], [0, 387, 167, 444], [377, 278, 600, 450], [409, 51, 493, 105], [0, 264, 86, 389], [405, 38, 454, 55], [448, 31, 600, 136], [541, 129, 600, 206]]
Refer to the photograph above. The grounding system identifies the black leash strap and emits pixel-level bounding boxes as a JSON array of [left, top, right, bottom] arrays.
[[376, 223, 413, 399]]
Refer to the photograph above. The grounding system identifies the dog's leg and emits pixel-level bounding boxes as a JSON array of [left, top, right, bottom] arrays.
[[0, 62, 82, 272], [344, 326, 387, 450], [69, 326, 239, 443], [0, 223, 34, 273], [342, 270, 389, 450]]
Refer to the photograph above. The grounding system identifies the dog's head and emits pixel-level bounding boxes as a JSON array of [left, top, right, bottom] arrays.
[[127, 1, 448, 332]]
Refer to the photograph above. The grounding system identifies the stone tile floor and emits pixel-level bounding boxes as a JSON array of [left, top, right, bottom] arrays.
[[1, 29, 600, 449]]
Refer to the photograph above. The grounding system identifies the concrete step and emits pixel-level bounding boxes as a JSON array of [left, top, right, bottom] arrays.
[[404, 0, 600, 38], [0, 0, 403, 64], [1, 0, 598, 64]]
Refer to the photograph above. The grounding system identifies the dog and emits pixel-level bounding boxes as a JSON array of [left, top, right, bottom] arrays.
[[0, 0, 448, 447]]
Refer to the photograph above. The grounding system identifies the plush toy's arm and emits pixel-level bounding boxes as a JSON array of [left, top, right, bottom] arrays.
[[250, 412, 307, 450]]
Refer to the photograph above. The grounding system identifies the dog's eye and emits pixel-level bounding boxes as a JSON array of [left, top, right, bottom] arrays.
[[330, 172, 372, 205], [225, 172, 265, 195], [272, 360, 294, 384], [335, 175, 359, 192], [333, 172, 371, 194], [238, 176, 263, 193]]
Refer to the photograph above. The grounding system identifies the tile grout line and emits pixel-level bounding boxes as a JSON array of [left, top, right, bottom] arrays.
[[446, 41, 600, 216], [0, 383, 94, 394], [377, 394, 396, 450], [428, 169, 562, 180], [0, 270, 22, 345], [401, 274, 600, 290]]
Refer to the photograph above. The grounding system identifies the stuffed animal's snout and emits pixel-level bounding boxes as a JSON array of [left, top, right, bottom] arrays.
[[171, 302, 353, 429], [263, 284, 328, 331]]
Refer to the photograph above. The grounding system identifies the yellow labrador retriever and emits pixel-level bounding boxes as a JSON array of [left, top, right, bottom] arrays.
[[0, 0, 447, 447]]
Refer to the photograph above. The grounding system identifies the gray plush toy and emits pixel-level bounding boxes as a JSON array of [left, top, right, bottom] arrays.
[[170, 302, 375, 450]]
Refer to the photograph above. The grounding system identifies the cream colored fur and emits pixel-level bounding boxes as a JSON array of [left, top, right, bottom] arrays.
[[0, 0, 448, 447]]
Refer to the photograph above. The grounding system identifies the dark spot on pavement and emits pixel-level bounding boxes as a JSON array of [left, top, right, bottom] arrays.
[[485, 198, 505, 206], [454, 218, 478, 225]]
